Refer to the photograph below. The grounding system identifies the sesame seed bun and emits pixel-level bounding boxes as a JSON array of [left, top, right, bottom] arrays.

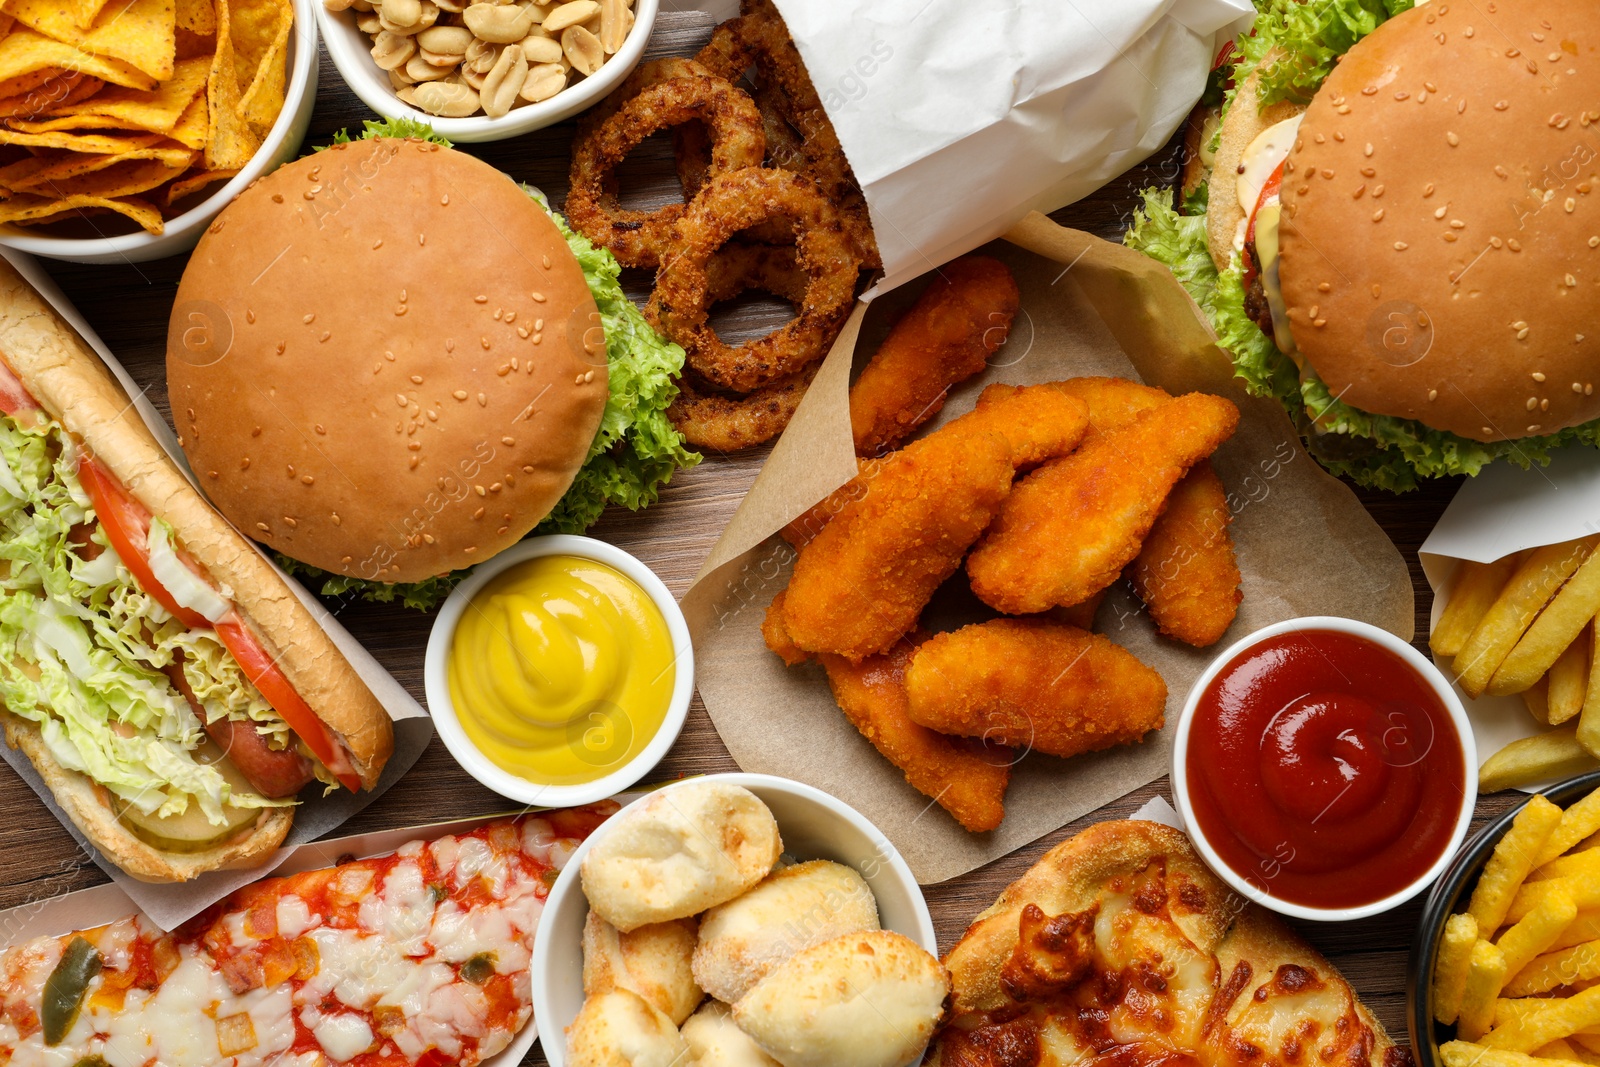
[[168, 138, 609, 584], [1278, 0, 1600, 443], [1206, 59, 1304, 272]]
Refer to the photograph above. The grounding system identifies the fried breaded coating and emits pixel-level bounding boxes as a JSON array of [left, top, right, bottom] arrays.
[[1129, 461, 1241, 647], [820, 634, 1011, 833], [1051, 589, 1106, 631], [1051, 377, 1242, 647], [966, 392, 1240, 615], [903, 619, 1167, 759], [780, 457, 890, 549], [850, 256, 1020, 457], [762, 590, 811, 666], [967, 383, 1090, 469], [782, 424, 1015, 661]]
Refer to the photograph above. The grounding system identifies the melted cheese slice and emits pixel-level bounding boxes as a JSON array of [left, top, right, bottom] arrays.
[[1235, 116, 1302, 217]]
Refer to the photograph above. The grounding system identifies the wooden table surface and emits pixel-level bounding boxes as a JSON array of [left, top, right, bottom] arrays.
[[0, 39, 1524, 1065]]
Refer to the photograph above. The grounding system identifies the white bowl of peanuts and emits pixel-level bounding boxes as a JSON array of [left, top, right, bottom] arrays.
[[316, 0, 655, 142]]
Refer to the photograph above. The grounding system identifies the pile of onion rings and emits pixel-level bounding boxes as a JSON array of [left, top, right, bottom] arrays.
[[565, 0, 877, 450]]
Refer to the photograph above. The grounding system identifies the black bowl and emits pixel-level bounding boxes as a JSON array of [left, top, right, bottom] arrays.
[[1407, 769, 1600, 1067]]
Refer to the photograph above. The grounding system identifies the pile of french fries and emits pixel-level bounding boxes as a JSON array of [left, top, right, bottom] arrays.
[[1432, 785, 1600, 1067], [1432, 537, 1600, 791]]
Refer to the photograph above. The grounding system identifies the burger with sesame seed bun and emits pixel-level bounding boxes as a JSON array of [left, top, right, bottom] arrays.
[[1127, 0, 1600, 491], [168, 121, 697, 607]]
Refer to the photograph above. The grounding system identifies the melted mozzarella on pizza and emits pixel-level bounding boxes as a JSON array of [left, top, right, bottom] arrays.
[[0, 807, 614, 1067]]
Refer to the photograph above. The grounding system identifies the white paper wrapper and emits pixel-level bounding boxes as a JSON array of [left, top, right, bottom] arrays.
[[775, 0, 1253, 294], [1418, 448, 1600, 790], [0, 250, 433, 931], [0, 814, 547, 1065]]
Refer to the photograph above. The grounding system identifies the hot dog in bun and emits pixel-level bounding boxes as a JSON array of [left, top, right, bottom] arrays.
[[0, 262, 392, 881]]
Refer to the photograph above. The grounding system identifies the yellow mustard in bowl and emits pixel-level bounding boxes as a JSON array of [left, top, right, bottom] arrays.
[[447, 555, 674, 786]]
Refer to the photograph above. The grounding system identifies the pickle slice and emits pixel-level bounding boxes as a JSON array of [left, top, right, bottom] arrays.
[[108, 742, 264, 853]]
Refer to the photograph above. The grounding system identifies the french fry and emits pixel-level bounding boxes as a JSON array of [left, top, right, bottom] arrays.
[[1509, 878, 1600, 925], [1554, 914, 1600, 953], [1482, 983, 1600, 1051], [1535, 848, 1600, 883], [1576, 1036, 1600, 1057], [1482, 731, 1600, 795], [1507, 939, 1600, 998], [1538, 787, 1600, 867], [1530, 677, 1555, 725], [1437, 555, 1526, 658], [1494, 550, 1600, 696], [1439, 912, 1484, 1024], [1464, 940, 1513, 1040], [1472, 797, 1567, 932], [1441, 1041, 1589, 1067], [1458, 538, 1600, 698], [1583, 617, 1600, 759], [1540, 1039, 1587, 1060], [1549, 632, 1594, 725], [1500, 888, 1579, 983]]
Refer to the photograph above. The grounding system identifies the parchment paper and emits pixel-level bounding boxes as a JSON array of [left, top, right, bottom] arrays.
[[1419, 448, 1600, 789], [0, 250, 433, 930], [681, 213, 1412, 885], [774, 0, 1253, 295]]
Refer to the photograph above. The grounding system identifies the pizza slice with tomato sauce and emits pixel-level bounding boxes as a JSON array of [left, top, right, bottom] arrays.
[[0, 808, 614, 1067], [0, 261, 392, 881], [929, 821, 1411, 1067]]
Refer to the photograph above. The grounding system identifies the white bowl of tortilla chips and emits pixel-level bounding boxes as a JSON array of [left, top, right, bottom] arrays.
[[0, 0, 316, 263]]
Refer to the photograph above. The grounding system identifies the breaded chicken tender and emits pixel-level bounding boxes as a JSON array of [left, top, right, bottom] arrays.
[[966, 392, 1240, 615], [850, 256, 1020, 456], [761, 590, 811, 666], [781, 422, 1014, 661], [904, 619, 1167, 759], [1052, 377, 1241, 646], [1128, 462, 1241, 646], [820, 635, 1011, 833]]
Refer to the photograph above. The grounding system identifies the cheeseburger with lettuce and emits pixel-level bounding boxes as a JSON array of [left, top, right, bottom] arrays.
[[1129, 0, 1600, 489], [168, 122, 696, 608]]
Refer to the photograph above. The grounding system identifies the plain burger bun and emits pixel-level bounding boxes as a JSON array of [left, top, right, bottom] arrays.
[[0, 260, 388, 880], [1206, 58, 1305, 272], [1278, 0, 1600, 442], [168, 138, 609, 585]]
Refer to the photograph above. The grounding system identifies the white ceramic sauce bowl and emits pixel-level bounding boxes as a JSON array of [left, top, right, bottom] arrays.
[[316, 0, 657, 143], [0, 0, 319, 264], [1170, 615, 1477, 923], [423, 534, 692, 808], [531, 772, 939, 1067]]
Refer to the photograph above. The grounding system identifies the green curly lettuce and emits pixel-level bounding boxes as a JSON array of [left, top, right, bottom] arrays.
[[284, 125, 699, 610], [1233, 0, 1414, 109], [1124, 188, 1600, 492]]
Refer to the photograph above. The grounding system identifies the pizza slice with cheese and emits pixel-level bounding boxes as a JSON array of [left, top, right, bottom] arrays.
[[0, 805, 615, 1067], [929, 820, 1411, 1067]]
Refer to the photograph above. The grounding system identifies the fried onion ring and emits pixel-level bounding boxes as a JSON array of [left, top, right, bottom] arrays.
[[566, 74, 765, 268], [647, 167, 860, 393], [668, 242, 817, 450]]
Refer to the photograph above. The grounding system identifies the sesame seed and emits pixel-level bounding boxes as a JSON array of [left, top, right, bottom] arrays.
[[1450, 219, 1465, 228], [497, 365, 511, 377], [474, 295, 488, 303], [1575, 383, 1585, 393], [1353, 184, 1367, 199], [1542, 399, 1551, 411], [1567, 198, 1578, 213], [396, 393, 407, 407], [1590, 237, 1600, 248], [1528, 398, 1540, 411], [373, 239, 383, 249], [1428, 389, 1439, 401], [409, 456, 419, 469], [1495, 166, 1508, 179], [1373, 184, 1385, 198], [1568, 275, 1579, 287], [419, 234, 426, 246], [410, 374, 423, 384], [1518, 327, 1531, 340], [1444, 233, 1458, 242], [1373, 209, 1386, 221], [1533, 372, 1547, 382], [478, 393, 487, 406], [303, 313, 314, 324], [302, 475, 314, 485], [1514, 320, 1529, 329], [1529, 425, 1543, 433], [1394, 241, 1408, 250], [284, 516, 298, 528], [475, 485, 486, 497], [530, 292, 546, 303], [1491, 236, 1504, 248], [1435, 206, 1448, 219], [1364, 143, 1374, 157], [1319, 282, 1331, 292], [408, 442, 420, 452], [256, 522, 269, 532], [1424, 183, 1436, 197], [1310, 305, 1320, 319], [502, 437, 515, 446], [1396, 91, 1410, 101], [541, 255, 551, 269], [1314, 318, 1328, 327], [1446, 131, 1460, 146]]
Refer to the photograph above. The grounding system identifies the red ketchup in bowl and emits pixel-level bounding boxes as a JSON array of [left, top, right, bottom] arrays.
[[1185, 628, 1465, 909]]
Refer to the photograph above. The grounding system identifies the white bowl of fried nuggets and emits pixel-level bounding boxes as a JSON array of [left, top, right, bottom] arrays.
[[533, 775, 948, 1067]]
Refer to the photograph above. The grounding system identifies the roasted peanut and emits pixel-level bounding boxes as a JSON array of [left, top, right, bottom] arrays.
[[405, 52, 454, 81], [598, 0, 629, 53], [561, 24, 603, 75], [462, 2, 536, 43], [380, 0, 421, 26], [370, 30, 417, 70], [380, 0, 437, 33], [480, 41, 528, 117], [418, 24, 474, 55], [389, 63, 418, 88], [519, 61, 567, 101], [357, 11, 382, 31], [518, 33, 562, 63], [541, 0, 597, 32], [396, 85, 419, 104], [413, 80, 481, 116], [323, 0, 356, 10]]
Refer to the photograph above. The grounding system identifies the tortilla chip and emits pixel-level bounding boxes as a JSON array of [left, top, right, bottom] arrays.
[[60, 0, 114, 31], [6, 0, 178, 83], [0, 192, 164, 233], [175, 27, 213, 61], [35, 54, 205, 134], [235, 0, 288, 130], [163, 164, 232, 204], [205, 0, 255, 169], [175, 0, 212, 34], [0, 74, 102, 120], [167, 85, 205, 150], [0, 126, 153, 153], [8, 112, 145, 134], [23, 155, 187, 201], [0, 140, 190, 190], [0, 27, 158, 90]]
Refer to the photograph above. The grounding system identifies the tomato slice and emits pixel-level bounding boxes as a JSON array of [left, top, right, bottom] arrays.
[[216, 616, 363, 794], [77, 458, 211, 629], [0, 359, 40, 419], [1242, 158, 1286, 291]]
